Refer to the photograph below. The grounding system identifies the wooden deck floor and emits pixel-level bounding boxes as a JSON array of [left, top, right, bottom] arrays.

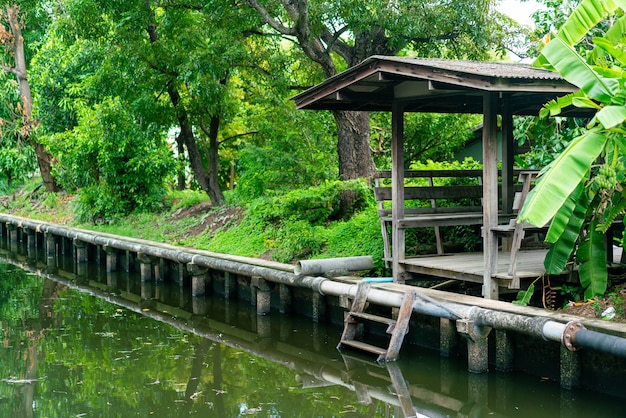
[[399, 249, 549, 284]]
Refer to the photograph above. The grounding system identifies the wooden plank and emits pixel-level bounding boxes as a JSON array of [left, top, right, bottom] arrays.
[[349, 311, 397, 326], [391, 102, 406, 283], [375, 185, 482, 200], [340, 339, 388, 357], [482, 91, 500, 300], [386, 290, 416, 360]]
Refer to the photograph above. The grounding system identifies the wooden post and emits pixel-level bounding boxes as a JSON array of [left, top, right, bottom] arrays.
[[391, 101, 407, 283], [501, 95, 515, 215], [482, 92, 500, 300]]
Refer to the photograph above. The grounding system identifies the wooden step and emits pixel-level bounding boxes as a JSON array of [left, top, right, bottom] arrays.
[[339, 339, 387, 357], [348, 311, 396, 326]]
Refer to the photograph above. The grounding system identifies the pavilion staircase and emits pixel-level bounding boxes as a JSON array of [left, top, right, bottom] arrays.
[[337, 281, 417, 362]]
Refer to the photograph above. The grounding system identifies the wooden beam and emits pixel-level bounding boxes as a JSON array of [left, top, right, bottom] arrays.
[[501, 94, 515, 214], [482, 92, 500, 300], [391, 102, 406, 283]]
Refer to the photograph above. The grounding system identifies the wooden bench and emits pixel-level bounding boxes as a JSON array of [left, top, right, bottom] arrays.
[[375, 170, 540, 286], [375, 170, 498, 263]]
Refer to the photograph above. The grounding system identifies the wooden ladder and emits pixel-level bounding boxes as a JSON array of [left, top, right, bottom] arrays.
[[337, 281, 416, 362]]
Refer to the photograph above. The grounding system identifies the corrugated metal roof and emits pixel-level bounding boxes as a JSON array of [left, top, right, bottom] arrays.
[[377, 56, 563, 80], [293, 55, 587, 116]]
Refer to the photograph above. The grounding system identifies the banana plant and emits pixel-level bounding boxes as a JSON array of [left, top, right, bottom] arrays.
[[519, 0, 626, 300]]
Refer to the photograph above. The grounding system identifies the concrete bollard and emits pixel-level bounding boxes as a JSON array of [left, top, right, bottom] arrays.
[[137, 252, 155, 282], [440, 318, 458, 357], [45, 233, 57, 259], [187, 263, 209, 297], [103, 245, 118, 272], [252, 276, 272, 315], [457, 319, 492, 373], [74, 239, 88, 263], [496, 329, 514, 372], [279, 284, 292, 314]]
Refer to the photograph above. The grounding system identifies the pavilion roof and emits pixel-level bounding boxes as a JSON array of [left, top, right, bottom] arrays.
[[293, 56, 588, 116]]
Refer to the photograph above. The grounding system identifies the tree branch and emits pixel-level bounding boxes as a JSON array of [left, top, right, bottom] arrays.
[[247, 0, 295, 35]]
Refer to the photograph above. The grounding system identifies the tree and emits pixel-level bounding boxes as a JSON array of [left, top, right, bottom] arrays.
[[247, 0, 508, 180], [0, 3, 60, 192], [520, 0, 626, 299]]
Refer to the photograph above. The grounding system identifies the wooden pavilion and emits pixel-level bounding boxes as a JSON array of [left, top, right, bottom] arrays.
[[293, 56, 591, 299]]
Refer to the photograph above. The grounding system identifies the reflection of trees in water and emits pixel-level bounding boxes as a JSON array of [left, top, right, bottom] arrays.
[[12, 278, 67, 418]]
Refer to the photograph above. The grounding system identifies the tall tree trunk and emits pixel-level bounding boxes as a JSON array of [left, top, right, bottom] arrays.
[[207, 114, 225, 204], [3, 5, 60, 192], [145, 10, 223, 205], [176, 138, 186, 190], [333, 110, 375, 180]]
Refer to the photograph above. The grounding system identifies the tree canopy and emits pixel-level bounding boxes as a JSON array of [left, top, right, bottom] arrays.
[[0, 0, 522, 220]]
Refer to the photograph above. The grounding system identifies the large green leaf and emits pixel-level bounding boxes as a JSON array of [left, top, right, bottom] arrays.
[[545, 181, 585, 243], [519, 129, 607, 227], [556, 0, 621, 45], [597, 105, 626, 128], [593, 37, 626, 66], [540, 37, 618, 102], [576, 219, 608, 300], [543, 186, 587, 274]]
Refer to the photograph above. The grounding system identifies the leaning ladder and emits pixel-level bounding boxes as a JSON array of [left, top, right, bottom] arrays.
[[337, 281, 416, 362]]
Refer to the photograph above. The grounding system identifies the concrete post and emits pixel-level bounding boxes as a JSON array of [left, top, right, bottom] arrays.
[[74, 239, 88, 263], [25, 228, 36, 259], [457, 319, 492, 373], [495, 329, 514, 372], [7, 223, 18, 245], [103, 245, 118, 272], [45, 233, 56, 259], [107, 271, 119, 289], [440, 318, 457, 357], [187, 263, 209, 297], [252, 276, 272, 315], [279, 284, 292, 314], [223, 272, 236, 299], [137, 252, 155, 282], [312, 292, 326, 323], [560, 346, 581, 389]]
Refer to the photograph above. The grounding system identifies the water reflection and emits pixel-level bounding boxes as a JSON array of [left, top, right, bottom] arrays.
[[0, 246, 624, 417]]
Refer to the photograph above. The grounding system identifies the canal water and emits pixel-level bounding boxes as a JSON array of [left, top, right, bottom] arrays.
[[0, 249, 624, 417]]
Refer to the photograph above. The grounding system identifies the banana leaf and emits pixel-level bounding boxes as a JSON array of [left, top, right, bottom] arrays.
[[556, 0, 622, 45], [576, 219, 608, 300], [593, 37, 626, 66], [544, 186, 587, 274], [545, 180, 586, 243], [519, 129, 606, 227], [540, 37, 618, 103], [597, 105, 626, 128]]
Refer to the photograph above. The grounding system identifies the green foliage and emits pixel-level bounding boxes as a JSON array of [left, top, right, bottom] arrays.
[[371, 113, 481, 168], [512, 277, 540, 306], [520, 0, 626, 299], [203, 179, 376, 266], [44, 97, 174, 222]]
